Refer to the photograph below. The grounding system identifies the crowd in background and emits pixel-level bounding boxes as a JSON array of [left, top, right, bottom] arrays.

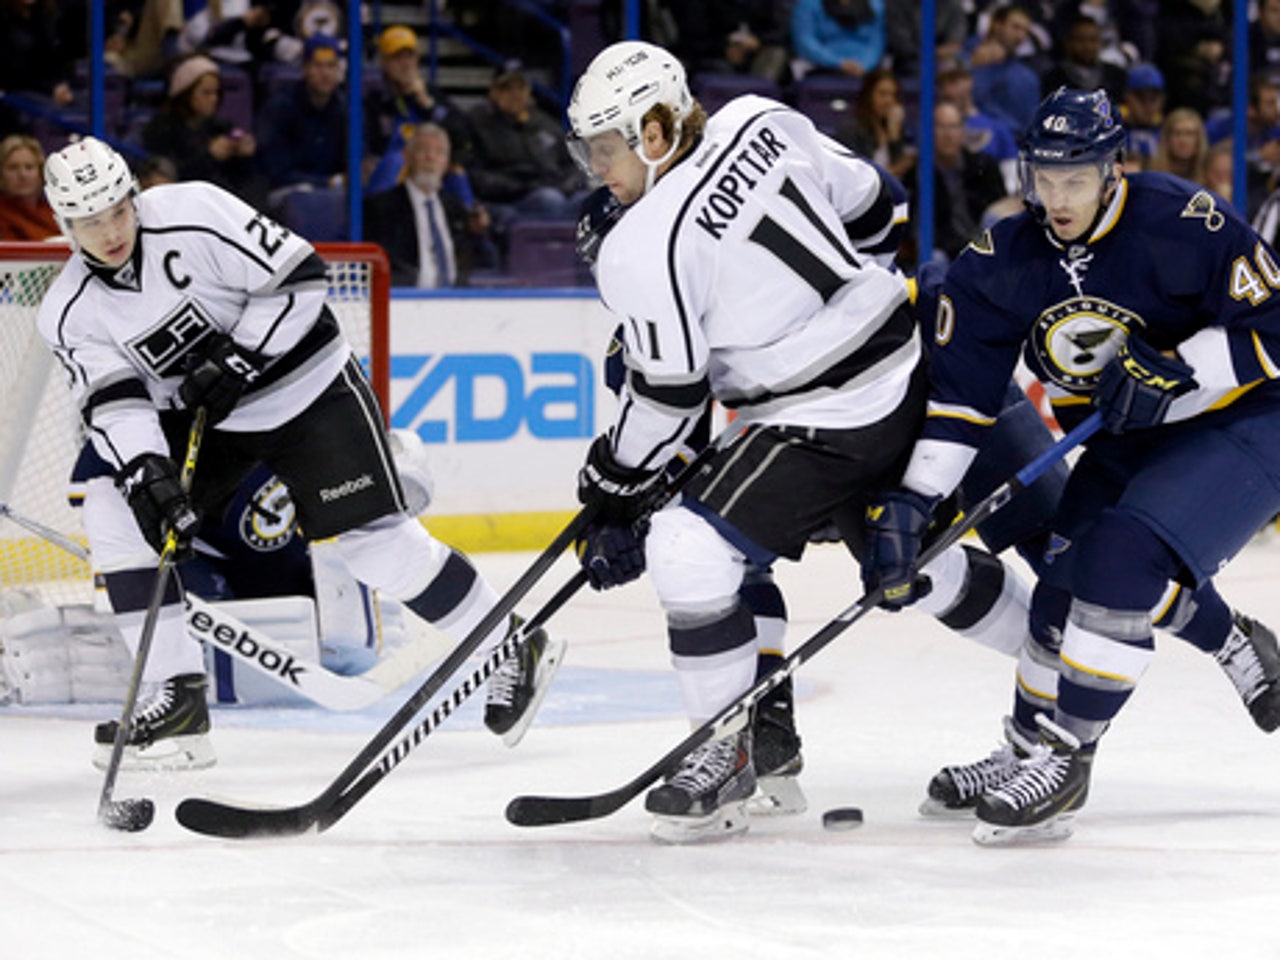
[[4, 0, 1280, 281]]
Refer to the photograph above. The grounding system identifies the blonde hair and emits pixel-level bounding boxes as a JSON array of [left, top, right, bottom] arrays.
[[0, 134, 46, 170], [1149, 107, 1209, 184]]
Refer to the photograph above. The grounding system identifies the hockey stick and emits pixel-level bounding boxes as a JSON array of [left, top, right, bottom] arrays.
[[0, 500, 437, 711], [175, 424, 747, 838], [98, 408, 207, 832], [173, 511, 594, 838], [505, 411, 1104, 827]]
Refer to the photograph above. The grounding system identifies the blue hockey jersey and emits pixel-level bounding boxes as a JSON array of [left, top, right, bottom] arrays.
[[903, 171, 1280, 498]]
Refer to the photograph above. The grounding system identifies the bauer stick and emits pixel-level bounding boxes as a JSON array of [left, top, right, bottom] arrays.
[[98, 408, 207, 832], [175, 423, 747, 838], [506, 411, 1104, 827]]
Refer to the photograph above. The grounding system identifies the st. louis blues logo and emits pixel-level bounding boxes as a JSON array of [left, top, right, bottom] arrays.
[[239, 475, 297, 551], [1029, 296, 1141, 393]]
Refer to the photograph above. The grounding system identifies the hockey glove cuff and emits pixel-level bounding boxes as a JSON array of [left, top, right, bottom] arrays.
[[862, 489, 939, 612], [179, 334, 264, 425], [577, 435, 667, 525], [1093, 336, 1198, 434], [116, 453, 200, 559], [575, 519, 648, 591]]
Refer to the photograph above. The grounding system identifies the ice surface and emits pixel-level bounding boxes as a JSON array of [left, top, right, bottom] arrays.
[[5, 541, 1280, 959]]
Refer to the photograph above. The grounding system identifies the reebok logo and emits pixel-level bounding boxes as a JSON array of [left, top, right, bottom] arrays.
[[187, 605, 307, 686], [319, 474, 374, 503]]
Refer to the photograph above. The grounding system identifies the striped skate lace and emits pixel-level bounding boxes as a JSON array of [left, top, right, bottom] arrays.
[[133, 681, 176, 728], [942, 742, 1019, 802], [668, 738, 740, 795], [985, 744, 1071, 811], [485, 654, 523, 709], [1216, 626, 1269, 704]]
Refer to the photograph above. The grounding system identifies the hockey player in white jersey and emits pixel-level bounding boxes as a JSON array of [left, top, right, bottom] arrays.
[[564, 41, 1024, 843], [38, 137, 562, 770]]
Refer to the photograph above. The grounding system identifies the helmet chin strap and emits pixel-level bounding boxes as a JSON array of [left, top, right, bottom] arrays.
[[636, 118, 684, 196]]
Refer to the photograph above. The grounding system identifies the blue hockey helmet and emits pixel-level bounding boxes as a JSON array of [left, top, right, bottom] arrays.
[[1019, 88, 1125, 228]]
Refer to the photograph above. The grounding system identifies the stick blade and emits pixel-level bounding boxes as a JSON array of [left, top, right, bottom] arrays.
[[175, 797, 319, 839], [99, 798, 155, 832], [505, 792, 630, 827]]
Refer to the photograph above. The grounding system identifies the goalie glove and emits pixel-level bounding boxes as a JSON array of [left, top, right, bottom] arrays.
[[179, 334, 263, 425], [1093, 336, 1198, 434], [116, 453, 200, 559], [577, 435, 666, 525]]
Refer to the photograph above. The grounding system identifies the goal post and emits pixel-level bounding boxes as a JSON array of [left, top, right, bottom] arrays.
[[0, 240, 391, 606]]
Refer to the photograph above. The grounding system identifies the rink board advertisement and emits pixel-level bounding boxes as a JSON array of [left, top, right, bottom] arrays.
[[386, 291, 616, 540]]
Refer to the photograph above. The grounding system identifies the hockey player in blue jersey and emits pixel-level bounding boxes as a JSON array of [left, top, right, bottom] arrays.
[[863, 87, 1280, 844]]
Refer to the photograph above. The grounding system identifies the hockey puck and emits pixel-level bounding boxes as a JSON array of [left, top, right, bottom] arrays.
[[822, 807, 864, 831]]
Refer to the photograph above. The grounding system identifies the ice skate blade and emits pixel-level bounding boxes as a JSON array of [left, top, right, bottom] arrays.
[[972, 812, 1075, 846], [650, 801, 751, 845], [918, 797, 977, 819], [747, 774, 808, 816], [93, 734, 217, 772], [501, 635, 567, 749]]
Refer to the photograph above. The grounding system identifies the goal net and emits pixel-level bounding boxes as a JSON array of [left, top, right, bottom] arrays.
[[0, 241, 390, 608]]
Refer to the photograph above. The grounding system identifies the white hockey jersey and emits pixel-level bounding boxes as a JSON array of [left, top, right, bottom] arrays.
[[38, 182, 349, 470], [594, 94, 918, 472]]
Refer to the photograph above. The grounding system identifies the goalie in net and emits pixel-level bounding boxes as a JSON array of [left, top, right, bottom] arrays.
[[21, 136, 564, 771]]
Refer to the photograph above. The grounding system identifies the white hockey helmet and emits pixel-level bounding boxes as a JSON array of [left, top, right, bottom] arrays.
[[44, 136, 138, 235], [566, 41, 692, 190]]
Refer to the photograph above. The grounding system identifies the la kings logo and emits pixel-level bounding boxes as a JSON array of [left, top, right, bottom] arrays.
[[126, 299, 216, 378]]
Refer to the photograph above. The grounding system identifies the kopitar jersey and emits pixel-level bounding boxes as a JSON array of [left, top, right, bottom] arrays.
[[903, 171, 1280, 499], [593, 94, 916, 473], [38, 181, 349, 471]]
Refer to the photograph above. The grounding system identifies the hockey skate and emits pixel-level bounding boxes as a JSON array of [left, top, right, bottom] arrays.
[[646, 725, 756, 844], [747, 677, 807, 816], [483, 616, 566, 748], [1215, 613, 1280, 733], [972, 714, 1095, 846], [93, 673, 215, 772], [919, 716, 1035, 818]]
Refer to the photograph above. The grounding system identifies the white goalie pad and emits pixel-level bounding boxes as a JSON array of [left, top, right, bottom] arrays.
[[0, 601, 131, 704]]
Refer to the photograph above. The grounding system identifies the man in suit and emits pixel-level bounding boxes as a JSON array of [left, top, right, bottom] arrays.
[[364, 123, 493, 287]]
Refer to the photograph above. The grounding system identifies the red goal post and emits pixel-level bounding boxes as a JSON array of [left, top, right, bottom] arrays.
[[0, 240, 391, 606]]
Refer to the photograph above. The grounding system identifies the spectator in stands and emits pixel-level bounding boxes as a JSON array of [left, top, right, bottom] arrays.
[[936, 61, 1019, 193], [0, 0, 75, 137], [835, 68, 915, 181], [142, 54, 266, 207], [1122, 62, 1165, 170], [1204, 140, 1233, 204], [467, 70, 588, 230], [1039, 12, 1128, 102], [790, 0, 886, 80], [1206, 73, 1280, 170], [884, 0, 967, 76], [965, 3, 1043, 135], [364, 24, 477, 196], [255, 32, 347, 209], [1048, 0, 1137, 71], [135, 153, 178, 190], [178, 1, 303, 94], [103, 0, 184, 79], [1148, 106, 1211, 186], [1253, 0, 1280, 77], [0, 134, 58, 239], [905, 100, 1008, 264], [668, 1, 790, 86], [364, 123, 494, 288]]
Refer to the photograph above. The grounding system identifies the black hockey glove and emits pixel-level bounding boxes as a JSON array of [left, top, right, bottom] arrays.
[[577, 435, 667, 525], [1093, 336, 1198, 434], [116, 453, 200, 559], [862, 489, 940, 612], [179, 334, 263, 425], [575, 518, 649, 591]]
